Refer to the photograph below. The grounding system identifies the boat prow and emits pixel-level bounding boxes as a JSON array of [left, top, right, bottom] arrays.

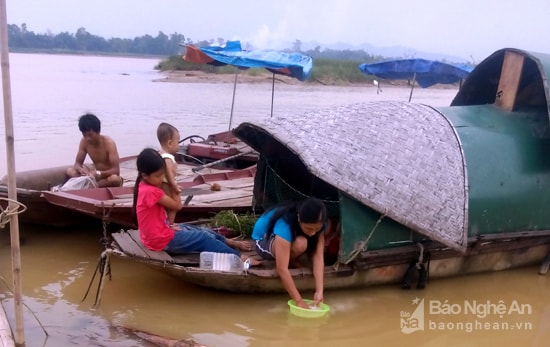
[[0, 165, 97, 227]]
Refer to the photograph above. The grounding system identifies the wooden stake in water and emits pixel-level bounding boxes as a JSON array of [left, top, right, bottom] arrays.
[[0, 0, 25, 344]]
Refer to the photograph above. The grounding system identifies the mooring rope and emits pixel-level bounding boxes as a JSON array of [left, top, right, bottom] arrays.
[[0, 197, 28, 229], [81, 248, 112, 308], [100, 203, 115, 248], [80, 204, 115, 308], [344, 213, 386, 264]]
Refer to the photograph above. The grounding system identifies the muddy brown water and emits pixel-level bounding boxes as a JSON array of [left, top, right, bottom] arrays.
[[1, 54, 549, 346]]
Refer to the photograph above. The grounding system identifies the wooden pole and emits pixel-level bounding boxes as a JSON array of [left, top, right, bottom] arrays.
[[270, 73, 275, 117], [0, 0, 25, 344], [227, 67, 239, 132], [408, 72, 416, 102]]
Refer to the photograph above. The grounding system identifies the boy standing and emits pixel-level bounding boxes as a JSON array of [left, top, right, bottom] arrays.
[[156, 122, 182, 224], [66, 113, 122, 188]]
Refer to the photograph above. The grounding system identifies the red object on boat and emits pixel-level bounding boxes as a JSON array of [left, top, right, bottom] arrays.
[[187, 142, 238, 160]]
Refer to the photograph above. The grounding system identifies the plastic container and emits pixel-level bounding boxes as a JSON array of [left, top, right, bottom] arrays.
[[199, 252, 248, 273], [287, 299, 330, 318]]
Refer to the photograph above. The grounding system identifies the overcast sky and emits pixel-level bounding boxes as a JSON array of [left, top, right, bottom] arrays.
[[6, 0, 550, 62]]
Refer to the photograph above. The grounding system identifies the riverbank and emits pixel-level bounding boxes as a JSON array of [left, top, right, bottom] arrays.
[[154, 70, 303, 85], [154, 70, 459, 89]]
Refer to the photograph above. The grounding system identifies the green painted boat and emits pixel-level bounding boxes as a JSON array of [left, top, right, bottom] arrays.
[[235, 47, 550, 286], [105, 48, 550, 293]]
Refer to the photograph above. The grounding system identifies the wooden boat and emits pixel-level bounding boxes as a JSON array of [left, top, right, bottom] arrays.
[[0, 165, 98, 227], [104, 48, 550, 292], [42, 163, 256, 228], [1, 131, 257, 227]]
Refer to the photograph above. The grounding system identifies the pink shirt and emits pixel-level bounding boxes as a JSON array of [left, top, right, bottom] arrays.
[[136, 182, 174, 251]]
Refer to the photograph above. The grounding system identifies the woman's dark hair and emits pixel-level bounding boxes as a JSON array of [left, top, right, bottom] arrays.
[[266, 197, 327, 252], [131, 148, 166, 226]]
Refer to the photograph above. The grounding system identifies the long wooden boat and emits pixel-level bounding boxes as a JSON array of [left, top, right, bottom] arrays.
[[1, 131, 257, 227], [105, 48, 550, 292], [42, 163, 256, 228], [0, 165, 99, 227]]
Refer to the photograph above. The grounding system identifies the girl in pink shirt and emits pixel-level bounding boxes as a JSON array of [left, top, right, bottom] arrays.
[[132, 148, 256, 258]]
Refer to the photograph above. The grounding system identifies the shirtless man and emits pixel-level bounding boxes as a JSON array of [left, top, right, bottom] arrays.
[[66, 113, 122, 188]]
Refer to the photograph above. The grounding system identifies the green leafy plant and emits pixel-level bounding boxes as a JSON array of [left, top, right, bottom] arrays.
[[209, 210, 257, 239]]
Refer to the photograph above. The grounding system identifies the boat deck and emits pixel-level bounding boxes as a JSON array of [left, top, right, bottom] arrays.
[[41, 158, 257, 227], [111, 229, 176, 263], [119, 156, 242, 188], [111, 229, 255, 266]]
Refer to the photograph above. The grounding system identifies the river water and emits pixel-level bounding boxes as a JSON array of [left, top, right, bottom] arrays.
[[0, 54, 549, 346]]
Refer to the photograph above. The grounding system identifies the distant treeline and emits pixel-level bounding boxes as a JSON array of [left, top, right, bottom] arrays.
[[8, 23, 450, 85], [6, 23, 383, 63]]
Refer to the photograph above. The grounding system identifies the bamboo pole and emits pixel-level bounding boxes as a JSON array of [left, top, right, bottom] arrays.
[[408, 72, 417, 102], [227, 67, 239, 132], [0, 0, 25, 344], [270, 73, 275, 117]]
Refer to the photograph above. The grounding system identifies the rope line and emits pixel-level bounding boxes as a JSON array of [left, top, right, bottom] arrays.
[[264, 160, 340, 205], [0, 197, 28, 229], [344, 213, 386, 264]]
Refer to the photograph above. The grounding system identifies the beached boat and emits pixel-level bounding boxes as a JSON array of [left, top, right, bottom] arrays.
[[103, 48, 550, 293], [1, 131, 257, 227]]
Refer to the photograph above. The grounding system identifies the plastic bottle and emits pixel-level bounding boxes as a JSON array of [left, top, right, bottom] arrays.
[[200, 252, 246, 273]]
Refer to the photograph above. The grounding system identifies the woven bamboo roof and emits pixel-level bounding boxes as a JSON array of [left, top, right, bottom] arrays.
[[235, 101, 468, 252]]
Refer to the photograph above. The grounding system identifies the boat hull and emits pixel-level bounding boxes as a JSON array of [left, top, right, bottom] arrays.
[[110, 234, 550, 293], [42, 165, 257, 228], [0, 166, 97, 227]]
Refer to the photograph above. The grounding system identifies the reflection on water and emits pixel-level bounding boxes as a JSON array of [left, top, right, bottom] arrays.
[[2, 225, 550, 346], [1, 54, 550, 346]]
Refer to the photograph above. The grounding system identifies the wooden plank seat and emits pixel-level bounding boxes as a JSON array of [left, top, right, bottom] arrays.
[[111, 229, 202, 265], [111, 229, 175, 263], [111, 229, 266, 268]]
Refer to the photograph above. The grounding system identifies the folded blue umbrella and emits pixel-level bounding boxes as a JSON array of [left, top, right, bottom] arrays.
[[359, 58, 473, 101], [185, 40, 313, 81]]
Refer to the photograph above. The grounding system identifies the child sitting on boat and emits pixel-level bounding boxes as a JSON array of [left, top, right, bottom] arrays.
[[252, 198, 327, 309], [132, 148, 259, 263], [156, 122, 181, 224]]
